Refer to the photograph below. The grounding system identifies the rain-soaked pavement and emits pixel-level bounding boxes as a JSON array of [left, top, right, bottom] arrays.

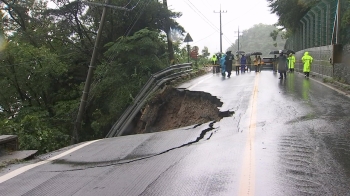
[[1, 70, 350, 196]]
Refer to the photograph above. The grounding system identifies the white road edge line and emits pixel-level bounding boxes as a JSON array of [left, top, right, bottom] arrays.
[[0, 140, 100, 184], [296, 72, 350, 98], [188, 74, 213, 90], [310, 77, 350, 98]]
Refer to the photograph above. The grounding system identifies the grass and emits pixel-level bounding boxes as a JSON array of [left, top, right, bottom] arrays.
[[323, 77, 350, 92]]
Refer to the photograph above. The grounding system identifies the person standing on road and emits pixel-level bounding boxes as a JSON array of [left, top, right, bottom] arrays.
[[211, 55, 218, 74], [253, 55, 261, 72], [246, 55, 252, 72], [273, 54, 278, 72], [257, 56, 262, 72], [225, 51, 234, 78], [302, 51, 313, 78], [277, 50, 288, 79], [240, 54, 247, 73], [220, 53, 226, 77], [235, 54, 240, 74], [288, 53, 296, 72]]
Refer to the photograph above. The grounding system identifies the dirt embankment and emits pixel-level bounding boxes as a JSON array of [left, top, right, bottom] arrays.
[[132, 86, 223, 134]]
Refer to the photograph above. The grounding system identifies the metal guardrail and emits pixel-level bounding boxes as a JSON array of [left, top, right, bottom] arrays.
[[106, 63, 192, 138]]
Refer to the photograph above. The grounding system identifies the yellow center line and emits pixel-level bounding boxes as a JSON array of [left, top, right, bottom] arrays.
[[239, 73, 260, 195]]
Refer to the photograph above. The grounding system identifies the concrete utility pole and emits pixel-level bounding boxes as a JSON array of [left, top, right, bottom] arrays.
[[235, 26, 243, 52], [74, 0, 131, 144], [237, 26, 240, 52], [74, 0, 111, 144], [214, 5, 227, 53]]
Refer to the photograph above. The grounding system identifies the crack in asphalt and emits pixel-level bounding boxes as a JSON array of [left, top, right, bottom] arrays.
[[47, 121, 218, 172], [138, 157, 184, 196]]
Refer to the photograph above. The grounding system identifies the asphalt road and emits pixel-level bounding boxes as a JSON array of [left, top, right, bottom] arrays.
[[1, 70, 350, 196]]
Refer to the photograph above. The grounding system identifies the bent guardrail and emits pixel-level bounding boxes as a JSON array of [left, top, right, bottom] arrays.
[[106, 63, 192, 138]]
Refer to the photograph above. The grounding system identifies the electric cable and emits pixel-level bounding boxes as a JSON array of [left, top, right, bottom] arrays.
[[183, 0, 219, 32]]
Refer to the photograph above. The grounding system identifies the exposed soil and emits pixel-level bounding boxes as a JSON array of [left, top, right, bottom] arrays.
[[132, 86, 225, 134]]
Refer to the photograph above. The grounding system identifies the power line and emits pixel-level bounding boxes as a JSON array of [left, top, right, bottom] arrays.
[[183, 0, 219, 32], [193, 31, 216, 44], [222, 5, 260, 27], [79, 0, 141, 11]]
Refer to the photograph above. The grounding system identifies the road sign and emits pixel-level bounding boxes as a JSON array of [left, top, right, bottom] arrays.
[[184, 33, 193, 42], [190, 50, 198, 59]]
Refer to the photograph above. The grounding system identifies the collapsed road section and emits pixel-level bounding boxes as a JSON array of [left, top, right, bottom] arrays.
[[131, 87, 234, 135]]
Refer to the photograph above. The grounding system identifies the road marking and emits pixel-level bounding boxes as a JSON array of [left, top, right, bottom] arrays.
[[0, 140, 100, 184], [306, 74, 350, 99], [239, 73, 260, 195], [188, 74, 213, 90]]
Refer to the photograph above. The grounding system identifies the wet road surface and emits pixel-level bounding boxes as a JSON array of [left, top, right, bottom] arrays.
[[1, 71, 350, 195]]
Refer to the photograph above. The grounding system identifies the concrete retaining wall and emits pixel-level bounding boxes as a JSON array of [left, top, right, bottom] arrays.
[[334, 44, 350, 84], [294, 46, 334, 78], [293, 44, 350, 84]]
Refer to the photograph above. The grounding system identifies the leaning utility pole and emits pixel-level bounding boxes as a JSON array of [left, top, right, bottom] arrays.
[[214, 5, 227, 53], [73, 0, 111, 144], [74, 1, 134, 144]]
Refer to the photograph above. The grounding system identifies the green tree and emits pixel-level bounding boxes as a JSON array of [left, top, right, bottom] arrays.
[[0, 41, 72, 154], [83, 28, 168, 139], [227, 24, 286, 56], [266, 0, 316, 33], [201, 46, 210, 58], [0, 0, 187, 152]]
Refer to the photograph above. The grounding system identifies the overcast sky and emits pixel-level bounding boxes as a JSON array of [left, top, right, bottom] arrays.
[[167, 0, 279, 54]]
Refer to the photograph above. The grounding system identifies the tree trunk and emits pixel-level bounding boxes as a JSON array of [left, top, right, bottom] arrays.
[[163, 0, 175, 65]]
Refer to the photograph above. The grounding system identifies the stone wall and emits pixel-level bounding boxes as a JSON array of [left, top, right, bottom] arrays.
[[334, 44, 350, 84], [293, 44, 350, 84], [294, 46, 334, 78]]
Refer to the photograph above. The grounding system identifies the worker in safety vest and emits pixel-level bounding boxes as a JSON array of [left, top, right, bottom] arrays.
[[302, 51, 313, 78], [211, 55, 218, 73], [287, 53, 296, 72]]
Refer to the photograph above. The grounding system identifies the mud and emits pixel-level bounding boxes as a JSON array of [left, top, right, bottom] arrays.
[[132, 86, 226, 134]]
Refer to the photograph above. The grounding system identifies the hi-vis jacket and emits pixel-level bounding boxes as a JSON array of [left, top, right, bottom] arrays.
[[302, 52, 313, 72], [211, 55, 218, 64], [288, 55, 296, 69]]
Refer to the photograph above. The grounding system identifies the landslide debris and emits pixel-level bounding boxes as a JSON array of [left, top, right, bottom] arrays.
[[132, 86, 223, 134]]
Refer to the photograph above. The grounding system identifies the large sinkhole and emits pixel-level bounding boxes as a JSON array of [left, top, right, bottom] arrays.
[[127, 86, 234, 135]]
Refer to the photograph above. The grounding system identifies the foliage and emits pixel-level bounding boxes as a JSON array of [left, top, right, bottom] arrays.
[[0, 111, 70, 154], [201, 46, 210, 58], [267, 0, 350, 45], [0, 0, 184, 153], [0, 41, 75, 153], [266, 0, 316, 33], [84, 28, 168, 139], [341, 0, 350, 44], [227, 24, 286, 56]]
